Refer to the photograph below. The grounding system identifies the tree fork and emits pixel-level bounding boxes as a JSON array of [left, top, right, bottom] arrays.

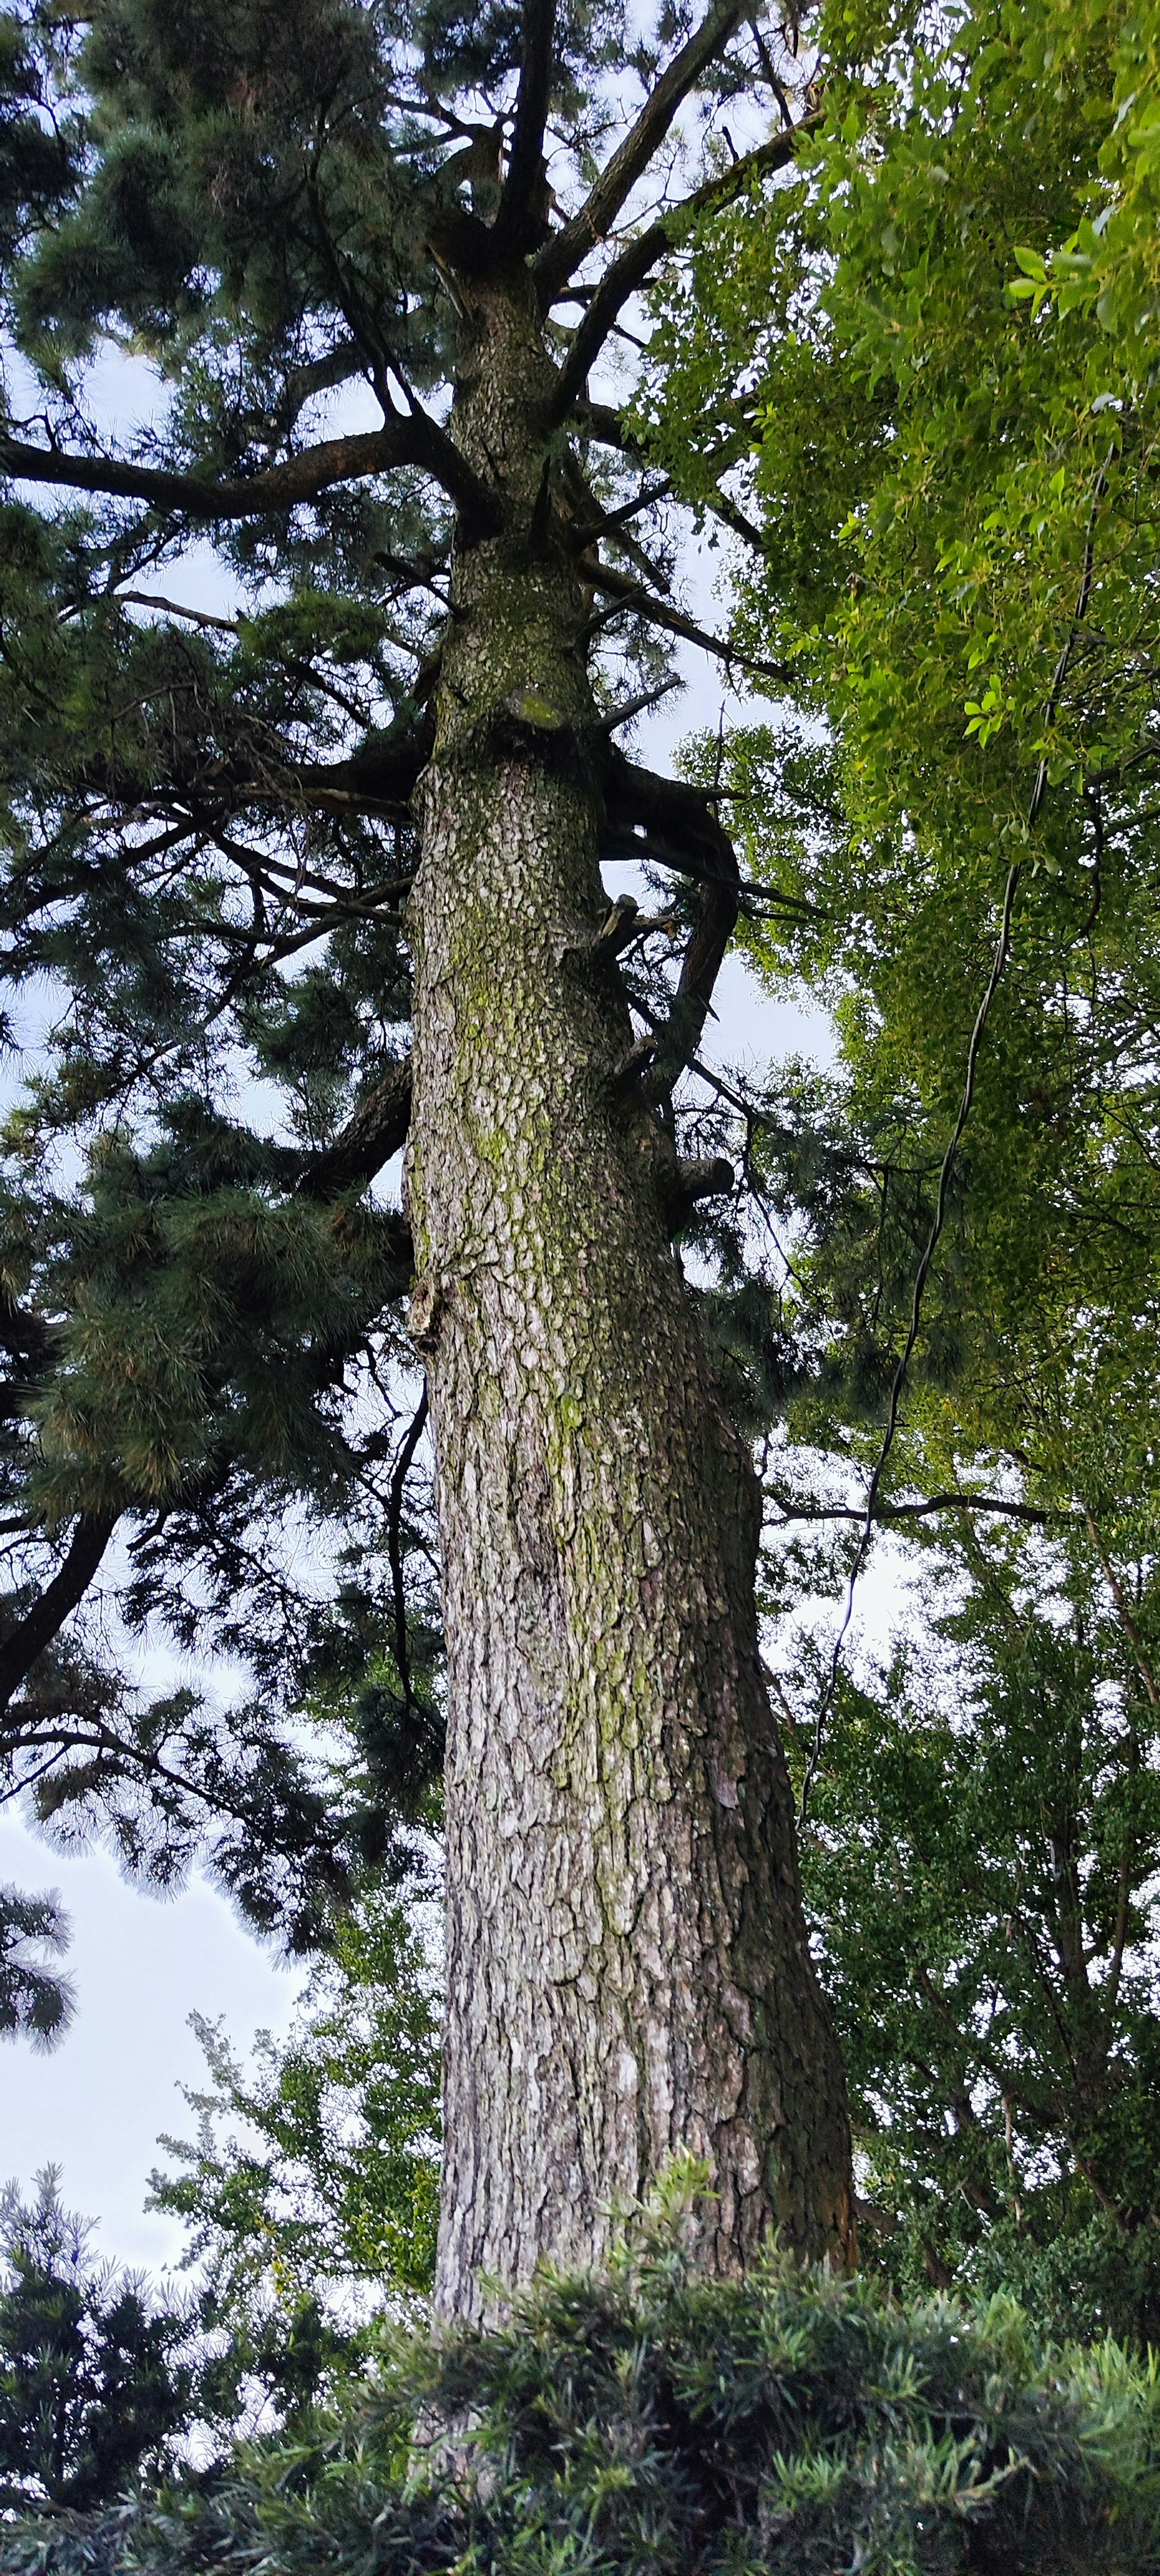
[[405, 265, 853, 2319]]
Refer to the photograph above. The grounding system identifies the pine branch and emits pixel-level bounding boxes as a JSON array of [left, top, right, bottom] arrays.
[[569, 476, 671, 546], [605, 749, 735, 884], [0, 419, 493, 530], [0, 1295, 54, 1377], [387, 1385, 429, 1721], [115, 590, 240, 634]]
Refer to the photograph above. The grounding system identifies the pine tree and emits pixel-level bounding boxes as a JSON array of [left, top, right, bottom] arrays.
[[0, 0, 851, 2315], [0, 2170, 194, 2509]]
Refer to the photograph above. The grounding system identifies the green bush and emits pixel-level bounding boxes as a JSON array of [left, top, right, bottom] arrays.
[[8, 2177, 1157, 2576]]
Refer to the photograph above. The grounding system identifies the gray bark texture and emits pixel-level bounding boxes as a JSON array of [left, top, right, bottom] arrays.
[[406, 269, 853, 2322]]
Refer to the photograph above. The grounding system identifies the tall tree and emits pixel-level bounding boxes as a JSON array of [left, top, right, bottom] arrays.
[[0, 0, 851, 2313]]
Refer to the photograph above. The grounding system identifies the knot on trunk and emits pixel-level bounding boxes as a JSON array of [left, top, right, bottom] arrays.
[[663, 1155, 736, 1229], [408, 1271, 445, 1357]]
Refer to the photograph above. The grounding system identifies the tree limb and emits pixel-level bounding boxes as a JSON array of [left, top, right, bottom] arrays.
[[295, 1058, 414, 1202], [604, 749, 739, 1082], [387, 1384, 429, 1720], [545, 123, 816, 408], [534, 0, 749, 303], [662, 1154, 735, 1227], [912, 1961, 1056, 2129], [763, 1489, 1072, 1530], [582, 553, 789, 682], [495, 0, 558, 249], [285, 703, 436, 819], [1084, 1505, 1160, 1709], [0, 419, 493, 532], [573, 399, 646, 455]]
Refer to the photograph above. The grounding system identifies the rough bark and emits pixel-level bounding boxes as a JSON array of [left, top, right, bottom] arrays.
[[406, 264, 853, 2322]]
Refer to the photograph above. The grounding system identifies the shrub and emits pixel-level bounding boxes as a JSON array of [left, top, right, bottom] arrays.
[[11, 2173, 1156, 2576]]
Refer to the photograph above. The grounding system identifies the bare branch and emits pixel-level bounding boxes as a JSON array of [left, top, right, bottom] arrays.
[[600, 676, 681, 731], [764, 1489, 1071, 1531], [583, 554, 789, 682], [1, 418, 494, 531], [288, 703, 436, 817], [545, 122, 816, 408], [534, 0, 748, 303]]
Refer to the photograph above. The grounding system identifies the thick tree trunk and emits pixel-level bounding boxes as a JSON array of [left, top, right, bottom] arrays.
[[406, 268, 852, 2322]]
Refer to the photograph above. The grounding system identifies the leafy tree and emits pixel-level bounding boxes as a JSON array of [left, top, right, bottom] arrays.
[[800, 1535, 1160, 2345], [0, 0, 852, 2312], [640, 0, 1160, 2329], [0, 2168, 194, 2510], [645, 0, 1160, 1478], [150, 1885, 441, 2415]]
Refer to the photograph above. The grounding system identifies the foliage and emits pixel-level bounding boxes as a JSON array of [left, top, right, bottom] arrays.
[[149, 1883, 441, 2414], [0, 2170, 195, 2512], [794, 1530, 1160, 2344], [0, 1882, 439, 2530], [1007, 0, 1160, 346], [0, 1882, 71, 2044], [648, 0, 1160, 1461], [634, 0, 1160, 2346], [13, 2179, 1160, 2576]]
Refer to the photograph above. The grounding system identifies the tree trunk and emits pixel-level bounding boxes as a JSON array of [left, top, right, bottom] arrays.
[[405, 266, 853, 2323]]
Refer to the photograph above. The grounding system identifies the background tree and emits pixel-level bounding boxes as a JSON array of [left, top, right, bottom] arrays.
[[151, 1883, 441, 2418], [801, 1536, 1160, 2344], [0, 2168, 195, 2511], [641, 0, 1160, 2335]]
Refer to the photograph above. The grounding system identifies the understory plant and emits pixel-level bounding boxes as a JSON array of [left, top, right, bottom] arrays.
[[5, 2174, 1158, 2576]]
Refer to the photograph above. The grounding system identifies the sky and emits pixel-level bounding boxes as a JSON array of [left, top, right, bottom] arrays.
[[0, 1818, 301, 2272]]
